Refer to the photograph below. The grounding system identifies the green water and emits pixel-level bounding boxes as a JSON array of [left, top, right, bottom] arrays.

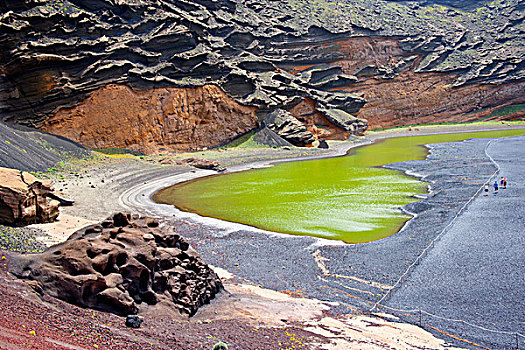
[[154, 129, 525, 243]]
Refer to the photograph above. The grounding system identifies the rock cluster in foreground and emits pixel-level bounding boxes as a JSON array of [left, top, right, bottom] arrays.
[[9, 213, 223, 316], [0, 166, 60, 225]]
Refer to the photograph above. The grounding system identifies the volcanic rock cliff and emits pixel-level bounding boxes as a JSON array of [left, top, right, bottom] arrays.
[[0, 0, 524, 152]]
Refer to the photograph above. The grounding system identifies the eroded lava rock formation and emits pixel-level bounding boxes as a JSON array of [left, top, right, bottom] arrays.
[[0, 166, 62, 225], [9, 213, 223, 316], [0, 0, 524, 152]]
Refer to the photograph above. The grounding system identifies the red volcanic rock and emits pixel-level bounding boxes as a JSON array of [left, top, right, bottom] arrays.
[[9, 213, 223, 316], [41, 84, 258, 155], [0, 167, 60, 225], [313, 37, 525, 130], [342, 74, 525, 129]]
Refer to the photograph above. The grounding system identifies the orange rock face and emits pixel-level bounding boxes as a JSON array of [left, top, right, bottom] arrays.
[[293, 37, 525, 130], [41, 84, 258, 154], [340, 72, 525, 130]]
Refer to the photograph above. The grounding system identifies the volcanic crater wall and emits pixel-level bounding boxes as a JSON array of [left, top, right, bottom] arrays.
[[41, 84, 258, 153], [281, 36, 525, 129], [0, 0, 524, 152]]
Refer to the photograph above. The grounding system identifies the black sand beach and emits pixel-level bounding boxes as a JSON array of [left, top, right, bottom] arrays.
[[127, 134, 524, 349], [386, 136, 525, 350]]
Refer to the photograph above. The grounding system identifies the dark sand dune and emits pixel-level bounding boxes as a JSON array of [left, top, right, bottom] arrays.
[[0, 121, 87, 172]]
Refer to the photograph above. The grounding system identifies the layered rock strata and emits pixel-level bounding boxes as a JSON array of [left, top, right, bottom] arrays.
[[0, 0, 523, 151], [9, 213, 223, 316], [0, 167, 60, 225], [287, 37, 525, 129], [266, 109, 316, 146]]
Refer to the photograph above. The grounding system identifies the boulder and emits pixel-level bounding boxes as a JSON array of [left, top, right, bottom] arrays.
[[9, 213, 223, 316], [319, 109, 368, 136], [177, 158, 226, 172], [266, 109, 315, 146], [0, 167, 60, 225], [318, 139, 329, 149], [125, 315, 143, 328]]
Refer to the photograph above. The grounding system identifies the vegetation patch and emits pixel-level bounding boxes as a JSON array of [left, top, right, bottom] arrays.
[[220, 131, 269, 149], [0, 225, 45, 253], [487, 104, 525, 119], [93, 148, 144, 156]]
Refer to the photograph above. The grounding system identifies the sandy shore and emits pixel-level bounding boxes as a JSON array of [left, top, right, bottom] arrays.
[[15, 122, 525, 349]]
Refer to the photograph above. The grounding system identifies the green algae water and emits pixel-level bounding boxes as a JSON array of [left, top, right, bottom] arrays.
[[154, 129, 525, 243]]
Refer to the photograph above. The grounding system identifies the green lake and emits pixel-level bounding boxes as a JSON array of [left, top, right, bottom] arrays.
[[154, 129, 525, 243]]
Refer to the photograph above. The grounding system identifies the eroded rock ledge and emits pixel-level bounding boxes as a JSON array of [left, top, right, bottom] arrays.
[[9, 213, 223, 316], [1, 0, 524, 151], [0, 166, 61, 225]]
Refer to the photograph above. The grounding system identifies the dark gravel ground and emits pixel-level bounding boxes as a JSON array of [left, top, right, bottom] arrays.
[[0, 121, 88, 172], [169, 136, 522, 349], [386, 136, 525, 350]]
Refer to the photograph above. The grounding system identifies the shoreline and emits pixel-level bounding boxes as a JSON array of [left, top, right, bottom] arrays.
[[120, 123, 525, 247], [11, 122, 525, 349]]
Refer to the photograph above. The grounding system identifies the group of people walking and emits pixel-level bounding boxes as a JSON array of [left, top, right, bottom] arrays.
[[484, 176, 507, 195]]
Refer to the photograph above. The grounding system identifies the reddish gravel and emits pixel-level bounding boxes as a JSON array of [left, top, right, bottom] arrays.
[[0, 253, 327, 350]]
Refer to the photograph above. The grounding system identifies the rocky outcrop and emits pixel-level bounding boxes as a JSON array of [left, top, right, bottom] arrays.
[[318, 108, 368, 136], [289, 99, 351, 141], [0, 167, 60, 225], [41, 84, 258, 154], [266, 109, 315, 146], [9, 213, 223, 316], [176, 158, 226, 172]]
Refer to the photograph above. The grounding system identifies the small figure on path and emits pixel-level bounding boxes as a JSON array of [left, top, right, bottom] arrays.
[[484, 184, 489, 196], [500, 177, 504, 188], [503, 177, 507, 189], [494, 180, 499, 194]]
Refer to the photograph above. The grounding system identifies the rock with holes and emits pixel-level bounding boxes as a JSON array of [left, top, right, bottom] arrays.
[[0, 166, 60, 225], [8, 213, 223, 316]]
